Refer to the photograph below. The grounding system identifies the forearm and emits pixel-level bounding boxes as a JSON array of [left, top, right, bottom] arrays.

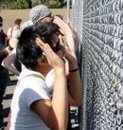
[[2, 60, 20, 76], [68, 61, 83, 106], [66, 34, 76, 53], [50, 68, 68, 130], [6, 64, 20, 76]]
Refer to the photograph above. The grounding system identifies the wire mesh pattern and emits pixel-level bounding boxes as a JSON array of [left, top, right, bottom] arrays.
[[70, 0, 123, 129]]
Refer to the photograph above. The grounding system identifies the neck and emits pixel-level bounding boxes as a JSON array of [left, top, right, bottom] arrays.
[[36, 62, 52, 76]]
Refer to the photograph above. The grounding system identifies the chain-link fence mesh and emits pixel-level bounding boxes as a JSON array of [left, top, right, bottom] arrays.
[[67, 0, 123, 129]]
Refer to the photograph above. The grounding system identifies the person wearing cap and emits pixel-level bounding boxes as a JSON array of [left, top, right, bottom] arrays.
[[29, 5, 53, 26]]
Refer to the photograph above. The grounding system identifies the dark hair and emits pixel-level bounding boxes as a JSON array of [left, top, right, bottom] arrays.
[[0, 16, 3, 22], [0, 16, 3, 26], [17, 22, 60, 70], [14, 18, 22, 25], [35, 22, 60, 48], [17, 26, 43, 70]]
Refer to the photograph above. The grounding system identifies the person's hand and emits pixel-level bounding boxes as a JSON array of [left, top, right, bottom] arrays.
[[68, 22, 79, 50], [36, 38, 65, 71], [59, 36, 76, 60], [59, 36, 77, 73], [53, 16, 76, 53], [53, 16, 73, 36], [53, 16, 79, 70]]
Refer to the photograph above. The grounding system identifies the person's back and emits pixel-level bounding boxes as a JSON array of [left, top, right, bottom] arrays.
[[10, 69, 50, 130]]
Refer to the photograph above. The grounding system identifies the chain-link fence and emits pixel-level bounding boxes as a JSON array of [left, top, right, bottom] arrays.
[[67, 0, 123, 129]]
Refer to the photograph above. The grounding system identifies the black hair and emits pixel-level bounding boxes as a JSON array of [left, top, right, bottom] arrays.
[[35, 22, 60, 49], [14, 18, 22, 25], [17, 22, 60, 70], [0, 16, 3, 22], [0, 16, 3, 26], [17, 26, 43, 70]]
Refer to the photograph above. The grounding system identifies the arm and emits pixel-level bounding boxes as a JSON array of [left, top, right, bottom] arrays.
[[0, 46, 11, 57], [31, 38, 68, 130], [67, 59, 82, 106], [54, 16, 83, 106], [1, 49, 20, 76]]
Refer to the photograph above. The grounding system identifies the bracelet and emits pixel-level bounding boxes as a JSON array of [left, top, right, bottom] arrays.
[[69, 67, 79, 72]]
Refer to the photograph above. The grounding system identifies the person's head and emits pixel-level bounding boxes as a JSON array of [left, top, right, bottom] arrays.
[[14, 18, 22, 26], [0, 16, 3, 27], [17, 23, 62, 70], [29, 5, 53, 26]]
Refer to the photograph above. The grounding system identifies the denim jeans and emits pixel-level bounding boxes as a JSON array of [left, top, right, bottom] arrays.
[[0, 69, 9, 128]]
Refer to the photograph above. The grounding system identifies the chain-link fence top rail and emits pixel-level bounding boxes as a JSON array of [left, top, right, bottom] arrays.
[[69, 0, 123, 130]]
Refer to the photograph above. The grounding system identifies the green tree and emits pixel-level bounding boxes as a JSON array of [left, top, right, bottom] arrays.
[[26, 0, 32, 8], [40, 0, 49, 6], [58, 0, 64, 6], [1, 0, 66, 9]]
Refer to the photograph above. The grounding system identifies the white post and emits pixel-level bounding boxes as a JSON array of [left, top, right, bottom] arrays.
[[67, 0, 70, 22]]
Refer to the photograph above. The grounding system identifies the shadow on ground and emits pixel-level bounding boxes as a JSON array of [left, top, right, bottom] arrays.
[[8, 80, 17, 86], [3, 107, 10, 127]]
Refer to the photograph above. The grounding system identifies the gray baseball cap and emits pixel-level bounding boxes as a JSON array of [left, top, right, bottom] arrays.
[[29, 5, 52, 24]]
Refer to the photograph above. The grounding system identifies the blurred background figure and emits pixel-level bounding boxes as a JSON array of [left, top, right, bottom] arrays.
[[7, 18, 22, 39], [5, 18, 22, 73], [0, 16, 11, 129]]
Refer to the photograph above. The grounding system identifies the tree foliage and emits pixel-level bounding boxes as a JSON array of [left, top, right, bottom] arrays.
[[0, 0, 66, 9]]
